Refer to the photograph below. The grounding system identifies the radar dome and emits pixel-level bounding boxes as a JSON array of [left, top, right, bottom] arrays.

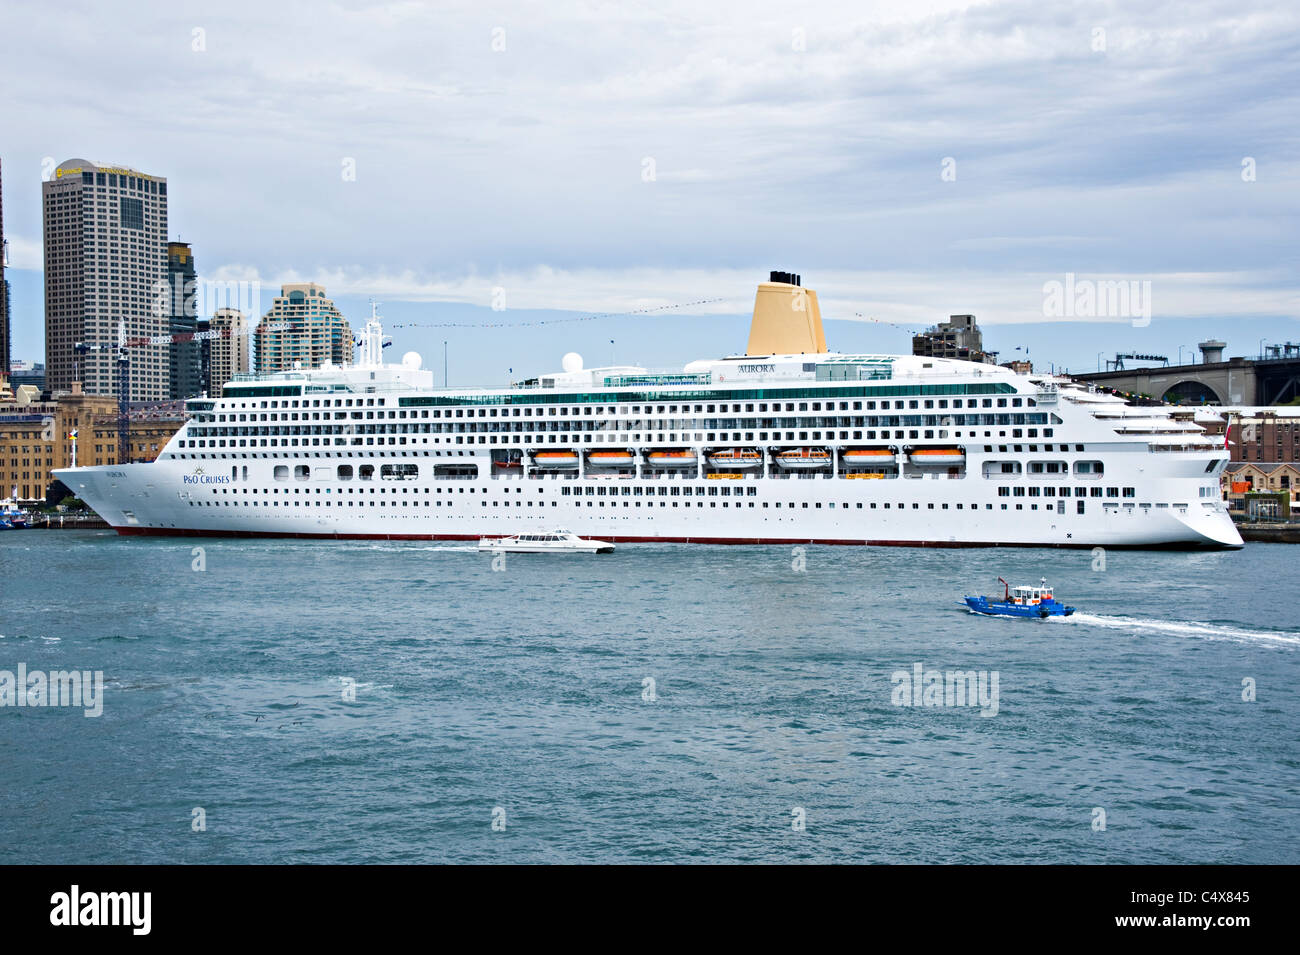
[[561, 352, 584, 373], [401, 351, 422, 370]]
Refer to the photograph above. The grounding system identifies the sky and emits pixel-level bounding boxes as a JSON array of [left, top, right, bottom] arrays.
[[1, 0, 1298, 383]]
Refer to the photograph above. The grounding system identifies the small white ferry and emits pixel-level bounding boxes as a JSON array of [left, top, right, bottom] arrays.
[[478, 528, 615, 554]]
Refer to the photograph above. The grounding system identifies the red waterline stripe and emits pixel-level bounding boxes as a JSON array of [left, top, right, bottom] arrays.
[[109, 526, 1227, 549]]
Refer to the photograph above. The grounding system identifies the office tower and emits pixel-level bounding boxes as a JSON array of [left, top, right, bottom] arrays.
[[0, 280, 10, 387], [0, 156, 8, 383], [43, 158, 169, 399], [167, 241, 201, 399]]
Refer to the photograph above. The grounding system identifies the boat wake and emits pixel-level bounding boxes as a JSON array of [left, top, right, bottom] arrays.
[[344, 543, 478, 553], [1055, 612, 1300, 648]]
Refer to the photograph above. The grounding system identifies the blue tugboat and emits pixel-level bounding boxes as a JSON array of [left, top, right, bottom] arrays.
[[964, 577, 1075, 618]]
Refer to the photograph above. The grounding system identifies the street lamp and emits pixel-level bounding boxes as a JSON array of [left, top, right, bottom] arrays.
[[1097, 351, 1104, 372]]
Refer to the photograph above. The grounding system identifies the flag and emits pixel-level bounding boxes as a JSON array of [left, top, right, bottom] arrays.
[[68, 429, 78, 440]]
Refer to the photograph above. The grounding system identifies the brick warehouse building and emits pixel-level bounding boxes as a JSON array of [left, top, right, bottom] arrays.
[[0, 383, 184, 502]]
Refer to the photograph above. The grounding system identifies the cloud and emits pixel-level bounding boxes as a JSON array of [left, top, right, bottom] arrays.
[[202, 262, 1299, 328], [0, 0, 1295, 343]]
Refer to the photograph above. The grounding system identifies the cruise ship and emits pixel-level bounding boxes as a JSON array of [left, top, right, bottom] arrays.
[[55, 273, 1243, 549]]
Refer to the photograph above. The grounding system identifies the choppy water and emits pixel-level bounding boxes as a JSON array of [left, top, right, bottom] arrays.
[[1, 531, 1297, 863]]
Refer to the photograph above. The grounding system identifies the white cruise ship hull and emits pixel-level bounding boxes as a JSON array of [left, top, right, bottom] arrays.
[[56, 454, 1243, 550]]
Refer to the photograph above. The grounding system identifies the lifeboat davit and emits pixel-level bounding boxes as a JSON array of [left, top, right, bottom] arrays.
[[587, 450, 636, 468], [646, 450, 698, 468], [531, 450, 580, 469], [706, 448, 762, 470], [908, 447, 965, 466], [842, 448, 896, 465], [776, 447, 831, 469]]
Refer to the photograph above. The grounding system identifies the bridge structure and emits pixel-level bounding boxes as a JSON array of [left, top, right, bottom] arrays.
[[1075, 341, 1300, 406]]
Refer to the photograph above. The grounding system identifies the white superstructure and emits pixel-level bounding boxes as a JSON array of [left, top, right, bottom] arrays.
[[55, 278, 1242, 549]]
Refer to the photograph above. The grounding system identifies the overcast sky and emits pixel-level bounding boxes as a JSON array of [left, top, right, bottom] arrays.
[[2, 0, 1297, 377]]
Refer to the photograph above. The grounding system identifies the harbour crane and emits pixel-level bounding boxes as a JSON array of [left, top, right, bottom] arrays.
[[72, 320, 130, 465]]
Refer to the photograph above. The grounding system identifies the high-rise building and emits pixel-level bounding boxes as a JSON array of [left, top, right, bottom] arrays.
[[43, 158, 169, 400], [0, 156, 9, 386], [912, 314, 997, 364], [209, 307, 249, 395], [167, 241, 201, 399], [196, 316, 212, 397], [0, 280, 10, 388], [253, 283, 352, 375]]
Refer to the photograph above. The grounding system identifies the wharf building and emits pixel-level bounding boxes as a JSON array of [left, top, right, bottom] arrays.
[[0, 382, 184, 502]]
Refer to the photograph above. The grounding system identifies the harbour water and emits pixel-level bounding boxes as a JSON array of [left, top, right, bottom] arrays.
[[2, 532, 1297, 864]]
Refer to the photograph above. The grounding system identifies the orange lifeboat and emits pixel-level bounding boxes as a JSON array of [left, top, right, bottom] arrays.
[[646, 449, 698, 468], [776, 448, 831, 470], [842, 448, 895, 464], [531, 450, 580, 469], [587, 450, 636, 468], [706, 448, 762, 470], [907, 447, 965, 466]]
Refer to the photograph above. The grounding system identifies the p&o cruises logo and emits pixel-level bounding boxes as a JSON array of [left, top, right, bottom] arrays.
[[182, 465, 230, 487]]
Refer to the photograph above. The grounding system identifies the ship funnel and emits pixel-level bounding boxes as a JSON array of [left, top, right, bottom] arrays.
[[746, 271, 827, 356]]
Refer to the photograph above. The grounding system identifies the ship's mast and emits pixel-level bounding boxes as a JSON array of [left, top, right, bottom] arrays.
[[360, 301, 384, 368]]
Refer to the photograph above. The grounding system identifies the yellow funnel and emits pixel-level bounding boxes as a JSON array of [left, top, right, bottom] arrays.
[[745, 273, 827, 356]]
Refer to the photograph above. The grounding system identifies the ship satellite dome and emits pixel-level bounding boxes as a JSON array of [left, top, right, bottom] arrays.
[[562, 352, 583, 373], [402, 351, 422, 369]]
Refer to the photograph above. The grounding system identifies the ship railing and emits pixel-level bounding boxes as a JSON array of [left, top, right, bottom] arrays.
[[1147, 442, 1219, 453]]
